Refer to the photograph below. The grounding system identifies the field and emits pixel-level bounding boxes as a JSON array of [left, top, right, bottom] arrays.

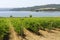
[[0, 17, 60, 40]]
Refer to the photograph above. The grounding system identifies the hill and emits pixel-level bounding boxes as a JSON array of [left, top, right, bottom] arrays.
[[10, 4, 60, 11], [0, 4, 60, 11]]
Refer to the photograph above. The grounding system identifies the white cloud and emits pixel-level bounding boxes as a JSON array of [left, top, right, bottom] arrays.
[[0, 0, 59, 8]]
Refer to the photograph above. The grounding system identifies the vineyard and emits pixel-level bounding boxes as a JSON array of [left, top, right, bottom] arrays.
[[0, 17, 60, 40]]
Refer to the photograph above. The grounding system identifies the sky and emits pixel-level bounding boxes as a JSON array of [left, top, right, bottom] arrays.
[[0, 0, 60, 8]]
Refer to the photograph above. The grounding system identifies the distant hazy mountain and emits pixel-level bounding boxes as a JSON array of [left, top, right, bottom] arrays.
[[10, 4, 60, 11], [0, 4, 60, 11]]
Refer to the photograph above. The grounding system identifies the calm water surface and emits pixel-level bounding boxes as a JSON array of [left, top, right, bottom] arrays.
[[0, 11, 60, 17]]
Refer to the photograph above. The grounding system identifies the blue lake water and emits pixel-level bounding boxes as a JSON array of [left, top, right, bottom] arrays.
[[0, 11, 60, 17]]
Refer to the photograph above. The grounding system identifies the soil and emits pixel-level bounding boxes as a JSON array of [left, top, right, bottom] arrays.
[[24, 29, 60, 40], [8, 21, 22, 40]]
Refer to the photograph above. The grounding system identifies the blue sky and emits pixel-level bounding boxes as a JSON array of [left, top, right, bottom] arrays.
[[0, 0, 60, 8]]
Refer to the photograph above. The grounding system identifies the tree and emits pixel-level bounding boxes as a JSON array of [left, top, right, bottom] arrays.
[[29, 15, 32, 18], [10, 15, 13, 17]]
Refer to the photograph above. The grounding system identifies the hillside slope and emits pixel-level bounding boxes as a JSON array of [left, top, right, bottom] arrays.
[[10, 4, 60, 11]]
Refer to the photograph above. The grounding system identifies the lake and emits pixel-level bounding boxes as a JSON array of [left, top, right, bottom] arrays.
[[0, 11, 60, 17]]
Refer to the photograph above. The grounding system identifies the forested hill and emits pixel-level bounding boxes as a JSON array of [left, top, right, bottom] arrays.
[[0, 4, 60, 11], [10, 4, 60, 11]]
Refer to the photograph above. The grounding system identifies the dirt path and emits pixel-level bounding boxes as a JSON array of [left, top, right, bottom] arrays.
[[24, 28, 40, 40], [24, 28, 60, 40], [39, 30, 60, 40], [7, 20, 22, 40]]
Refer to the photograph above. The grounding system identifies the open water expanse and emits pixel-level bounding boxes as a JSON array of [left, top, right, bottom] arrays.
[[0, 11, 60, 17]]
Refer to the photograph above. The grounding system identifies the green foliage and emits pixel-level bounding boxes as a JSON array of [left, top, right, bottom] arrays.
[[0, 17, 60, 40], [10, 15, 13, 17], [11, 17, 60, 34], [0, 18, 9, 40], [29, 15, 32, 18], [10, 18, 24, 36], [23, 20, 39, 33]]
